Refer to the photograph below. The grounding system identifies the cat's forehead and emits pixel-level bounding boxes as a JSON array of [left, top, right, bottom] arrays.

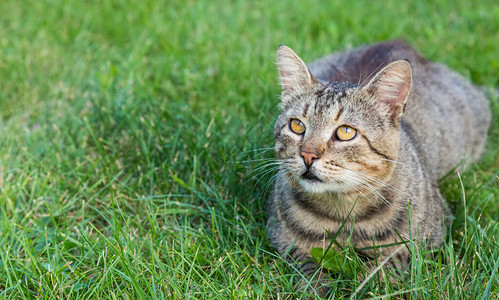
[[316, 81, 359, 96], [283, 81, 360, 117]]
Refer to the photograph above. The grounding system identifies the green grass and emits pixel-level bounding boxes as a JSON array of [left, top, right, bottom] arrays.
[[0, 0, 497, 299]]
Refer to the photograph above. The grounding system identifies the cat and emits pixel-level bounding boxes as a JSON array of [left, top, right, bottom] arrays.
[[266, 39, 491, 294]]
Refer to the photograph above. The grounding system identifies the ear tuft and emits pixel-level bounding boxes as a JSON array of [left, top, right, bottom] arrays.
[[364, 60, 412, 121], [277, 45, 315, 93]]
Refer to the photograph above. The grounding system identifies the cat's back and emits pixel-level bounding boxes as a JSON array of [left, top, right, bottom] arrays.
[[308, 40, 491, 178]]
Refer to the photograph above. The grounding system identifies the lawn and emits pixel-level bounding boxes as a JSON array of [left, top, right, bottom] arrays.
[[0, 0, 497, 299]]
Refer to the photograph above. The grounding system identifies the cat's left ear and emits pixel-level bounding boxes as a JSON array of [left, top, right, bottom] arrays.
[[276, 45, 316, 93], [363, 60, 412, 122]]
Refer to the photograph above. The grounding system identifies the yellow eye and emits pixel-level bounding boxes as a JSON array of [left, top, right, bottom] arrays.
[[290, 119, 306, 135], [336, 125, 357, 141]]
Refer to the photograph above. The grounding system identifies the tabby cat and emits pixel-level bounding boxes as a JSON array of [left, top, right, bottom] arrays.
[[266, 40, 490, 293]]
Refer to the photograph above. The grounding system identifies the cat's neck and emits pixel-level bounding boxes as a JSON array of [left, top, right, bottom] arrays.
[[295, 186, 395, 220]]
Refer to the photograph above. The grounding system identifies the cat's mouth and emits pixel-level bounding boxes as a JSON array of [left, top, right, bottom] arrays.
[[301, 171, 322, 182]]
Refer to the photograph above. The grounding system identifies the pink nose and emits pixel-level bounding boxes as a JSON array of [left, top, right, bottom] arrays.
[[300, 151, 318, 167]]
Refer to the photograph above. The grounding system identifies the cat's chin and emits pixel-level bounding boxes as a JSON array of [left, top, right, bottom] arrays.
[[298, 178, 353, 194]]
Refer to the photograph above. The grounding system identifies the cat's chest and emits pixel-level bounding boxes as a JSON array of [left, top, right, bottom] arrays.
[[279, 194, 399, 243]]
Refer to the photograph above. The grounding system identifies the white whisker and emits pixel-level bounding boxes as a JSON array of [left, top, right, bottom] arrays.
[[380, 158, 414, 170]]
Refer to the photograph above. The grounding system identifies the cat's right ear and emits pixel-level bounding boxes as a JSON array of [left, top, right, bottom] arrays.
[[277, 45, 316, 93]]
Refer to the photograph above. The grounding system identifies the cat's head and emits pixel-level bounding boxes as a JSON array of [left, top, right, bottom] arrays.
[[274, 45, 412, 195]]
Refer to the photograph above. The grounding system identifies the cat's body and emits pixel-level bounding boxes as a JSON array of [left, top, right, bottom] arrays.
[[266, 40, 490, 291]]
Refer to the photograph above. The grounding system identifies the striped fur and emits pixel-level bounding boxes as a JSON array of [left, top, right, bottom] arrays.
[[266, 40, 491, 293]]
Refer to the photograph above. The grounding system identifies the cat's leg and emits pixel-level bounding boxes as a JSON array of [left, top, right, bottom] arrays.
[[267, 218, 330, 297], [355, 237, 412, 286], [284, 245, 331, 298]]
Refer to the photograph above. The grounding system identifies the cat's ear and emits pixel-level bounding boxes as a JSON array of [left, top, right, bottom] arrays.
[[363, 60, 412, 121], [277, 45, 316, 93]]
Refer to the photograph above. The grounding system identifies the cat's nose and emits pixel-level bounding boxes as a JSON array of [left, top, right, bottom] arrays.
[[300, 151, 318, 168]]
